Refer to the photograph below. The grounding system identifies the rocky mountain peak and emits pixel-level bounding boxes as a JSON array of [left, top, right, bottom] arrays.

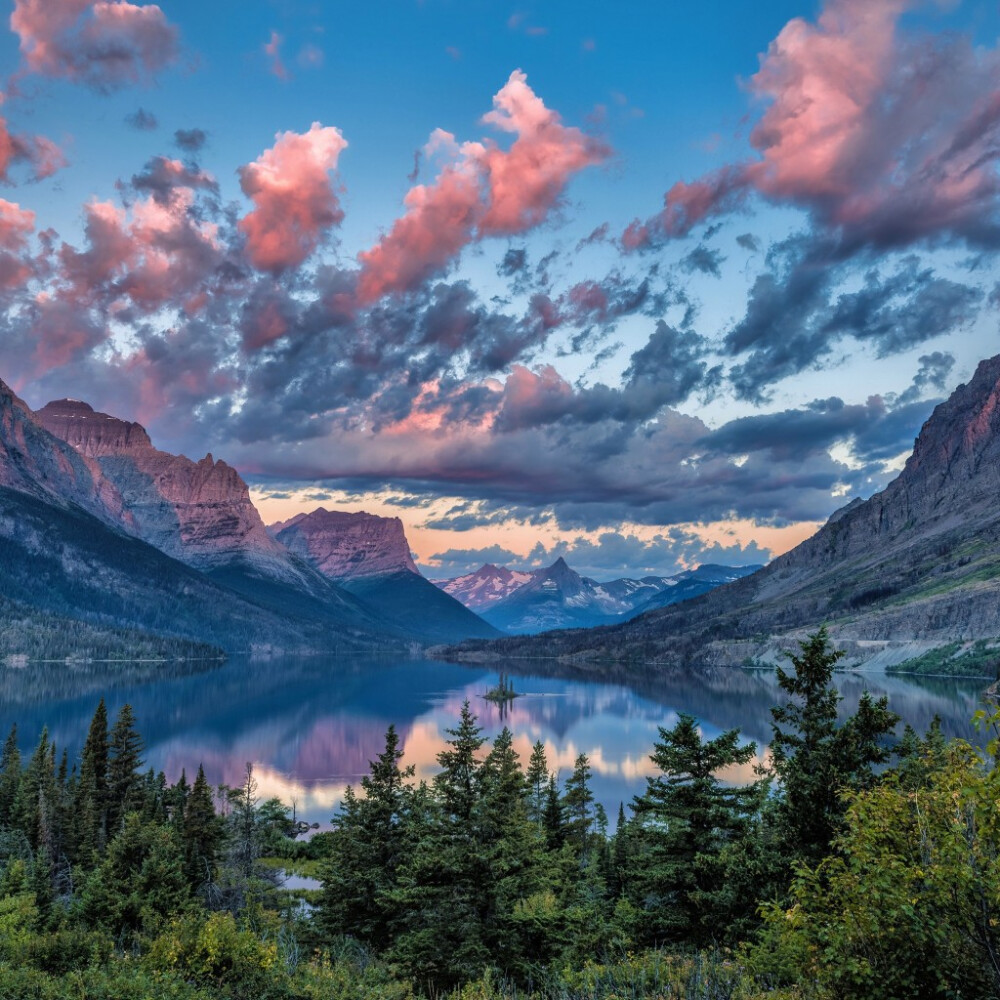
[[37, 399, 154, 457], [272, 508, 420, 580], [36, 397, 295, 574]]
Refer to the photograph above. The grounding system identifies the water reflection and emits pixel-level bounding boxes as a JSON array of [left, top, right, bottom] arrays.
[[0, 655, 989, 826]]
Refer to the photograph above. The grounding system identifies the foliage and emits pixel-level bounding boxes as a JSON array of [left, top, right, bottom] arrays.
[[0, 632, 989, 999]]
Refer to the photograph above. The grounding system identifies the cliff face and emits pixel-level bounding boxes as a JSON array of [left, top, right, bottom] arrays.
[[0, 383, 132, 528], [272, 508, 420, 580], [36, 400, 295, 578], [446, 355, 1000, 665], [273, 508, 501, 642]]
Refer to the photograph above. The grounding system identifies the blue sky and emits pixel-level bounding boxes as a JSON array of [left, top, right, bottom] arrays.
[[1, 0, 998, 579]]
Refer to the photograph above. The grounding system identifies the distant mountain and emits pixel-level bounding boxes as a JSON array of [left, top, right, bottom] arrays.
[[445, 355, 1000, 668], [272, 509, 500, 643], [630, 564, 764, 615], [442, 559, 759, 635], [433, 564, 534, 612]]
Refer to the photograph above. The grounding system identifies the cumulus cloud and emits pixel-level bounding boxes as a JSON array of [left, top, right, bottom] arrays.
[[357, 70, 609, 302], [625, 0, 1000, 252], [11, 0, 179, 92], [0, 104, 65, 183], [238, 122, 348, 274]]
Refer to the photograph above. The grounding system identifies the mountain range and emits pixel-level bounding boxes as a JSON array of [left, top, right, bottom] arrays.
[[443, 354, 1000, 670], [0, 382, 500, 656], [434, 559, 760, 633]]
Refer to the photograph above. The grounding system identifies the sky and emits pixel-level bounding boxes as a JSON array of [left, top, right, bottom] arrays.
[[0, 0, 998, 581]]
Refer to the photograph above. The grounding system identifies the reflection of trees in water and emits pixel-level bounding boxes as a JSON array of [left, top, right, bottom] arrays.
[[0, 654, 988, 827], [487, 658, 988, 749]]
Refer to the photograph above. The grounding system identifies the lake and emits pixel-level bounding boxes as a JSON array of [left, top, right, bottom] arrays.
[[0, 654, 990, 827]]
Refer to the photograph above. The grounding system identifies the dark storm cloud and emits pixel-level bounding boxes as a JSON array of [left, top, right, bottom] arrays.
[[736, 233, 760, 252], [896, 352, 956, 406], [725, 239, 983, 403]]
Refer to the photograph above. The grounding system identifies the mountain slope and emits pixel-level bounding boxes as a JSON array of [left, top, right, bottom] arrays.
[[446, 355, 1000, 666], [433, 564, 534, 612], [272, 509, 501, 642], [481, 558, 627, 633]]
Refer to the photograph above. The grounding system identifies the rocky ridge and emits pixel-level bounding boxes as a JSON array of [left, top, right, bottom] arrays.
[[272, 508, 500, 642], [270, 508, 419, 579], [433, 564, 534, 612], [36, 399, 317, 590]]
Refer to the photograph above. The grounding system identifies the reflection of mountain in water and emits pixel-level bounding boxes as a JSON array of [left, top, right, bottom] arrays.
[[0, 655, 988, 825]]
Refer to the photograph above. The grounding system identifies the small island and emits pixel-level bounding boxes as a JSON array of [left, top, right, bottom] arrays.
[[483, 671, 520, 706]]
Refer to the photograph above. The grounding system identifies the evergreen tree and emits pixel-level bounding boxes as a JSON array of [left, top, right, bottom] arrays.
[[15, 728, 56, 853], [0, 724, 21, 827], [183, 764, 221, 890], [74, 699, 109, 860], [562, 754, 595, 858], [107, 704, 144, 834], [542, 775, 564, 850], [319, 724, 416, 951], [627, 713, 762, 946], [525, 740, 549, 826], [388, 704, 491, 988], [434, 700, 485, 822], [770, 627, 899, 868]]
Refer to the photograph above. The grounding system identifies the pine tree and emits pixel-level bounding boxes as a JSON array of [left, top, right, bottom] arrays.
[[525, 740, 549, 827], [107, 704, 144, 834], [319, 724, 416, 951], [628, 713, 762, 946], [0, 725, 21, 827], [770, 627, 899, 867], [562, 754, 595, 858], [74, 700, 109, 860], [435, 700, 485, 822], [183, 764, 222, 889], [388, 705, 491, 988], [542, 775, 564, 850]]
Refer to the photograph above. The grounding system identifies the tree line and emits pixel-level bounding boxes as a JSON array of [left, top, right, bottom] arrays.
[[0, 627, 998, 998]]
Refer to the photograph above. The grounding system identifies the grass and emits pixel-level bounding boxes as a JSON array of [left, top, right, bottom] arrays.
[[887, 639, 1000, 678]]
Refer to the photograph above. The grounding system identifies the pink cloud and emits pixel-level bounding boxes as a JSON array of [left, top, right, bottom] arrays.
[[56, 164, 222, 319], [238, 122, 348, 274], [10, 0, 179, 91], [625, 0, 1000, 250], [0, 198, 35, 288], [357, 70, 609, 302], [0, 109, 66, 183], [264, 30, 288, 80]]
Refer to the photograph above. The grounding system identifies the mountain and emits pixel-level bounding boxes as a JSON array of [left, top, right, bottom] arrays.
[[0, 381, 405, 654], [433, 564, 534, 612], [271, 509, 500, 643], [629, 564, 764, 615], [446, 355, 1000, 667], [463, 559, 761, 635], [35, 398, 373, 628], [479, 558, 634, 634]]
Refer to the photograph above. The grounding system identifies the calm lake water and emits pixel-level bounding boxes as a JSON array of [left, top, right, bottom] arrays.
[[0, 655, 990, 826]]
